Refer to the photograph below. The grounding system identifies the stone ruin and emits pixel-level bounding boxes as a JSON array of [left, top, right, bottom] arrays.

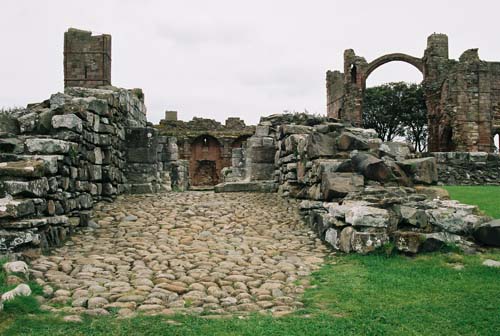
[[216, 113, 500, 253], [327, 33, 500, 152], [157, 112, 255, 187], [0, 28, 499, 257]]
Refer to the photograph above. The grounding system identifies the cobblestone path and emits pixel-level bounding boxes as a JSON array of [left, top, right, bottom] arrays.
[[30, 192, 327, 317]]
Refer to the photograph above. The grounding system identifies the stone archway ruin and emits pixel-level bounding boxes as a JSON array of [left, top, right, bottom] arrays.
[[327, 34, 500, 152]]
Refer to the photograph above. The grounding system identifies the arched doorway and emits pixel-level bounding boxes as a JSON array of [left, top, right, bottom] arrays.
[[189, 135, 223, 186]]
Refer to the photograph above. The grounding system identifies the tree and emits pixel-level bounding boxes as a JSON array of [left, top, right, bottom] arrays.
[[362, 82, 427, 152]]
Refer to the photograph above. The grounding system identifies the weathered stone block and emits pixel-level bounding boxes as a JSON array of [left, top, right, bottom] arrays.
[[473, 219, 500, 247], [397, 157, 438, 185], [1, 178, 49, 197], [25, 138, 77, 155], [320, 172, 364, 200], [304, 133, 336, 159], [52, 114, 83, 133], [351, 153, 392, 182], [379, 142, 411, 161], [0, 197, 35, 219], [350, 231, 389, 254], [337, 132, 370, 151], [0, 160, 46, 178]]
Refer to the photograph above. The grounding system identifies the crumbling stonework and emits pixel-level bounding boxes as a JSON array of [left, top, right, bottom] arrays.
[[0, 87, 185, 253], [157, 113, 255, 186], [217, 113, 498, 253], [64, 28, 112, 88], [327, 33, 500, 152]]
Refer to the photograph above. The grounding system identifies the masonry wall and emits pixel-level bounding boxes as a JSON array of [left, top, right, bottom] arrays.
[[0, 87, 183, 253], [424, 152, 500, 185]]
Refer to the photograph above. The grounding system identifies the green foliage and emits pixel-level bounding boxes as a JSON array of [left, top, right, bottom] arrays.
[[443, 186, 500, 219], [363, 82, 427, 151], [375, 242, 397, 258]]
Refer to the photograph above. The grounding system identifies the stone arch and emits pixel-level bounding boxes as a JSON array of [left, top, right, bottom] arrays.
[[189, 134, 223, 186], [358, 53, 425, 128], [363, 53, 424, 83]]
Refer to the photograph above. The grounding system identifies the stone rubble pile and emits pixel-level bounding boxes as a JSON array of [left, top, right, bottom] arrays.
[[217, 113, 499, 253], [0, 87, 187, 253]]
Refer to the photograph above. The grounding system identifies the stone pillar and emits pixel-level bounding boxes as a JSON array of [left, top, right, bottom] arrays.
[[326, 70, 344, 119], [124, 127, 160, 193], [341, 49, 366, 126], [423, 33, 450, 152]]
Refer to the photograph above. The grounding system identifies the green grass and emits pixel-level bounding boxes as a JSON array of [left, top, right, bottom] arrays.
[[1, 252, 499, 335], [443, 186, 500, 218]]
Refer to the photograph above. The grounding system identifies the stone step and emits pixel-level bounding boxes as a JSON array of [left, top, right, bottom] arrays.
[[214, 181, 277, 193], [18, 155, 64, 174], [0, 178, 49, 197], [0, 159, 47, 178], [0, 215, 69, 229], [0, 196, 35, 219]]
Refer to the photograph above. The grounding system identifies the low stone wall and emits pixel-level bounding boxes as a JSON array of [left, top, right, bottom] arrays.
[[424, 152, 500, 185], [0, 87, 186, 254]]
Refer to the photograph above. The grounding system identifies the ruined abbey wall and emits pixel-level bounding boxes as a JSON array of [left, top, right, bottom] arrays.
[[0, 29, 188, 254], [327, 34, 500, 153]]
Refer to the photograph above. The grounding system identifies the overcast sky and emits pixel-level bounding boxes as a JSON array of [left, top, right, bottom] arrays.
[[1, 0, 499, 125]]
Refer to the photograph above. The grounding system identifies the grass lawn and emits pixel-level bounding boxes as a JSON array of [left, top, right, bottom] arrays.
[[0, 186, 499, 335], [443, 185, 500, 218]]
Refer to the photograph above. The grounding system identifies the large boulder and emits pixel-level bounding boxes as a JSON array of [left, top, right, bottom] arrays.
[[473, 219, 500, 246], [394, 231, 469, 253], [379, 142, 411, 161], [337, 132, 370, 151], [351, 153, 392, 182], [303, 133, 336, 159], [397, 157, 438, 185], [350, 230, 389, 254], [426, 200, 486, 234], [320, 172, 364, 200], [399, 205, 428, 228], [327, 201, 391, 228]]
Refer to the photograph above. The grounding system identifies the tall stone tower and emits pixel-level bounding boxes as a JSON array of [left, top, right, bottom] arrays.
[[63, 28, 111, 88]]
